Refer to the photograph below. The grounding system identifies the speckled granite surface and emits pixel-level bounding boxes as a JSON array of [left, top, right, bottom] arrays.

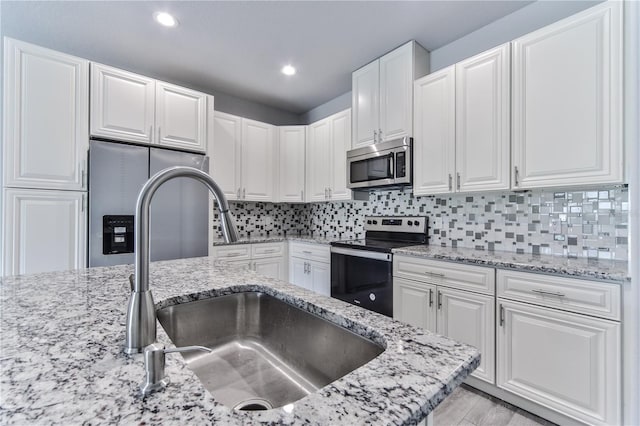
[[393, 245, 629, 283], [211, 235, 339, 246], [0, 257, 479, 425]]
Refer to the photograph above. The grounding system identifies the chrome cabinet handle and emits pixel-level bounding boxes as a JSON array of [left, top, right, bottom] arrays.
[[428, 289, 433, 307], [373, 130, 377, 143], [456, 172, 461, 190], [531, 289, 566, 297], [514, 166, 520, 187], [378, 128, 383, 143], [301, 190, 304, 200], [424, 271, 445, 278], [448, 174, 452, 191], [437, 291, 442, 309], [302, 250, 313, 254], [81, 159, 87, 188], [225, 252, 242, 257], [499, 304, 505, 326], [158, 126, 161, 142], [140, 343, 212, 395], [242, 188, 246, 199], [328, 188, 332, 199], [149, 126, 153, 141], [237, 188, 241, 199]]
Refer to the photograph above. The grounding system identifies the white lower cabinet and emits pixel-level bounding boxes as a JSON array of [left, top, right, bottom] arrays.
[[393, 256, 495, 384], [3, 188, 86, 276], [211, 242, 286, 281], [288, 241, 330, 296], [497, 270, 621, 426]]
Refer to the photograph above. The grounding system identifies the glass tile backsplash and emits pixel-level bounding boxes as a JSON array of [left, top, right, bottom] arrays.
[[212, 186, 628, 261]]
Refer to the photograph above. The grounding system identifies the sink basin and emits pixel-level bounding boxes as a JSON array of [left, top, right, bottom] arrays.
[[157, 291, 385, 410]]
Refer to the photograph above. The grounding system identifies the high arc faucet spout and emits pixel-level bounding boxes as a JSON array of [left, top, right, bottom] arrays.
[[124, 166, 239, 354]]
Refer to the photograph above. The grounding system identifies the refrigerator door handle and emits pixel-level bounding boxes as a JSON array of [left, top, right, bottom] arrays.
[[202, 157, 210, 173]]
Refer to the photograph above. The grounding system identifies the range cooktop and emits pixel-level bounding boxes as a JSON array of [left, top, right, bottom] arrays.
[[330, 216, 429, 253]]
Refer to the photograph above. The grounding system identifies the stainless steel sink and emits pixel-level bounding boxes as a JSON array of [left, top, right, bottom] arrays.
[[157, 292, 384, 410]]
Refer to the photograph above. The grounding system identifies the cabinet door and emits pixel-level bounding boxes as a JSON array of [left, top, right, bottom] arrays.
[[497, 300, 620, 426], [155, 82, 207, 152], [90, 63, 155, 144], [4, 38, 89, 191], [3, 188, 86, 276], [306, 118, 331, 202], [278, 126, 306, 202], [393, 277, 436, 332], [437, 287, 495, 384], [351, 60, 379, 147], [456, 44, 510, 192], [310, 260, 330, 296], [289, 257, 311, 290], [512, 1, 623, 189], [241, 119, 275, 202], [413, 67, 456, 195], [379, 42, 413, 142], [212, 112, 242, 201], [254, 257, 286, 281], [329, 110, 352, 201]]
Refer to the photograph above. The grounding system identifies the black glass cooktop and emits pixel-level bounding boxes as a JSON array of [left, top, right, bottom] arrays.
[[330, 238, 425, 253]]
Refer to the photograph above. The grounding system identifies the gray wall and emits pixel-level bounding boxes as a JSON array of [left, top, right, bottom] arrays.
[[210, 90, 301, 125], [299, 0, 601, 124]]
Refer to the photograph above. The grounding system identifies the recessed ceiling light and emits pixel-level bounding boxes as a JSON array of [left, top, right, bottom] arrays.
[[154, 12, 178, 27], [281, 65, 296, 76]]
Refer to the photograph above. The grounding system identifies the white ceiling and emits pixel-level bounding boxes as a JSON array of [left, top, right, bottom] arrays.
[[1, 1, 540, 114]]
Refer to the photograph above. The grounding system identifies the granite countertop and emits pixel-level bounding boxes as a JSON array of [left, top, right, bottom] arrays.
[[0, 257, 479, 425], [211, 235, 342, 246], [393, 245, 630, 283]]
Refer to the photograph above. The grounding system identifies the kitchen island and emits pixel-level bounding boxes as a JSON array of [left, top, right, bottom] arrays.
[[0, 257, 479, 425]]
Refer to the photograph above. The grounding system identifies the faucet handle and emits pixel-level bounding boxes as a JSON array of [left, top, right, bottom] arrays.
[[140, 343, 212, 395]]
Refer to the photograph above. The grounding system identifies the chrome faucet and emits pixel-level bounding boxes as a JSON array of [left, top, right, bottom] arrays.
[[124, 166, 239, 354]]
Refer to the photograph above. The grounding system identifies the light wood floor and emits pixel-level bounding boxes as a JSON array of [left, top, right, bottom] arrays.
[[433, 384, 556, 426]]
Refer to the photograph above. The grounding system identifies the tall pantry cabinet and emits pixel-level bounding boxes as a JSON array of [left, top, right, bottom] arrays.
[[2, 38, 88, 276]]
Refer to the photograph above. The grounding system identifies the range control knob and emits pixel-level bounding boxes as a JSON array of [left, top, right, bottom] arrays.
[[367, 220, 372, 225], [407, 220, 413, 226], [369, 293, 376, 301], [372, 220, 378, 225], [414, 220, 421, 226]]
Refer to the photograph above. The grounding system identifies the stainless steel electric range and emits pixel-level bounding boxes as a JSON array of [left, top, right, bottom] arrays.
[[330, 216, 428, 317]]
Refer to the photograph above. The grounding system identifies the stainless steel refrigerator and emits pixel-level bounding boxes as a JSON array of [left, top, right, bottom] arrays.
[[88, 140, 209, 267]]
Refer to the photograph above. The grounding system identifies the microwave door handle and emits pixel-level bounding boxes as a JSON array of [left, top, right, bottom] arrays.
[[389, 154, 394, 178]]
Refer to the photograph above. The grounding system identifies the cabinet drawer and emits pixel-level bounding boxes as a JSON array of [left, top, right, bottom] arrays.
[[393, 256, 495, 295], [289, 241, 330, 263], [252, 242, 285, 259], [211, 244, 251, 261], [497, 270, 621, 321]]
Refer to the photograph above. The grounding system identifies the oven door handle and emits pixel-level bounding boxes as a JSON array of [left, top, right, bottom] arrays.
[[330, 247, 392, 262]]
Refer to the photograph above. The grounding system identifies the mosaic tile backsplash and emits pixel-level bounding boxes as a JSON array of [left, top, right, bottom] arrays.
[[213, 186, 629, 261]]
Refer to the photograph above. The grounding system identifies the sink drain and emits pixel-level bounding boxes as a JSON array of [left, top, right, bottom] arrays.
[[233, 398, 273, 411]]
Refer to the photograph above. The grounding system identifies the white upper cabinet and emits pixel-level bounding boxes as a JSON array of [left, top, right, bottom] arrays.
[[413, 66, 456, 195], [155, 82, 207, 152], [278, 126, 306, 202], [90, 63, 155, 144], [212, 111, 242, 201], [306, 109, 352, 202], [511, 1, 623, 189], [91, 63, 209, 151], [413, 44, 510, 195], [241, 118, 276, 202], [3, 38, 89, 191], [3, 188, 86, 276], [456, 44, 510, 192], [211, 112, 277, 202], [352, 41, 429, 148]]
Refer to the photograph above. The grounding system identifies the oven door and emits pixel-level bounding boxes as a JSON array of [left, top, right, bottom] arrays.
[[330, 247, 393, 317]]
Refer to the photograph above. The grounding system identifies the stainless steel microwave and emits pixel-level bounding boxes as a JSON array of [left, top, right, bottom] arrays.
[[347, 137, 412, 189]]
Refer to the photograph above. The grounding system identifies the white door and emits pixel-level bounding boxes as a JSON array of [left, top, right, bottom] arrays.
[[511, 1, 623, 189], [212, 112, 242, 201], [289, 257, 311, 290], [351, 60, 379, 147], [456, 44, 510, 192], [393, 277, 436, 332], [278, 126, 306, 202], [310, 260, 330, 296], [437, 287, 495, 384], [379, 42, 413, 142], [329, 110, 352, 201], [413, 67, 456, 195], [497, 300, 621, 426], [90, 63, 155, 144], [3, 38, 89, 191], [3, 188, 86, 276], [254, 257, 286, 281], [306, 118, 331, 202], [241, 119, 275, 202], [155, 82, 207, 152]]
